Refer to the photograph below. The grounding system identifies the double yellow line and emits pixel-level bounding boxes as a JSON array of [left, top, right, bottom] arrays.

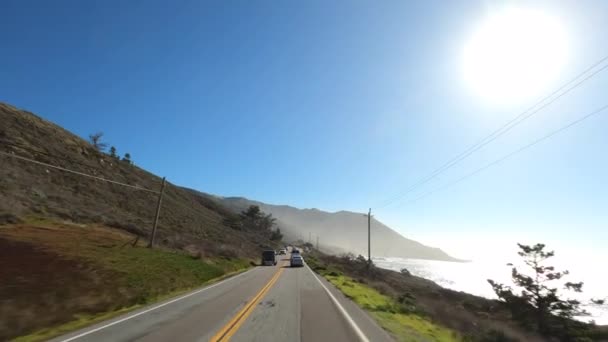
[[210, 264, 285, 341]]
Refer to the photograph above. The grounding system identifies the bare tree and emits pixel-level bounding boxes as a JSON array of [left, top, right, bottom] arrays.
[[89, 132, 107, 151]]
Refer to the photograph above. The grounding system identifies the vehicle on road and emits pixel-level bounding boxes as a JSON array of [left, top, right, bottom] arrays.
[[261, 250, 277, 266], [291, 248, 300, 254], [290, 253, 304, 267], [278, 249, 287, 255]]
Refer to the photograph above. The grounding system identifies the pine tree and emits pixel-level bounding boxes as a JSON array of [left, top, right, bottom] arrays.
[[109, 146, 117, 158], [122, 153, 132, 164], [488, 243, 605, 337]]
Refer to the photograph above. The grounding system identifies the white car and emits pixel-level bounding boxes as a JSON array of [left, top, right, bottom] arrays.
[[290, 253, 304, 267]]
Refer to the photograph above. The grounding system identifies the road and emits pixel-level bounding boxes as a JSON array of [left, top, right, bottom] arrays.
[[51, 254, 393, 342]]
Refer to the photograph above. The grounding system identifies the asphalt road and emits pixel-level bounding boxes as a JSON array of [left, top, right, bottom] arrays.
[[51, 255, 393, 342]]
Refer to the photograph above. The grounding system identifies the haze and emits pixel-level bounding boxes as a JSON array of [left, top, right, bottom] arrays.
[[1, 0, 607, 262]]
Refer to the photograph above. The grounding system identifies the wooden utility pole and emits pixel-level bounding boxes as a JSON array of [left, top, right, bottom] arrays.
[[367, 208, 371, 266], [148, 177, 166, 248]]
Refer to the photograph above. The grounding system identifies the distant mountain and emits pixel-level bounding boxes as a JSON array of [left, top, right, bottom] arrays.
[[187, 192, 461, 262]]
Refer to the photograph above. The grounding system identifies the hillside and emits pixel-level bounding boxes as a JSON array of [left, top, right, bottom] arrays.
[[0, 102, 278, 258], [0, 101, 458, 263], [0, 102, 282, 340], [191, 193, 460, 262]]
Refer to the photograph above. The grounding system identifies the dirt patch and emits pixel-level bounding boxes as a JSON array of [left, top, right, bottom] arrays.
[[0, 237, 130, 340]]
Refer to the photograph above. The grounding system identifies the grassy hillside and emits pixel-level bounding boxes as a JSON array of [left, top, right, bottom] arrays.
[[0, 102, 280, 340], [0, 220, 250, 341], [305, 252, 547, 342], [0, 102, 278, 257]]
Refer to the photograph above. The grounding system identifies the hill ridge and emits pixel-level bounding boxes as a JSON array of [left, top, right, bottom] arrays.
[[0, 102, 277, 259], [186, 191, 461, 262]]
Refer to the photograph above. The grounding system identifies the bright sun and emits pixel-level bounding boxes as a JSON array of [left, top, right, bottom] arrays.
[[463, 8, 568, 104]]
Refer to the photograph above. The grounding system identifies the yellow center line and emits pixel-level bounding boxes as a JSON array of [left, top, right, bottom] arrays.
[[210, 261, 286, 342]]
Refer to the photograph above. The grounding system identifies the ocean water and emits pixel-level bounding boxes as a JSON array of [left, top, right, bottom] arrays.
[[373, 257, 607, 324]]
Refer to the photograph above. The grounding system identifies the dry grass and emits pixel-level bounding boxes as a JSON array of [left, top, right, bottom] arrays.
[[0, 221, 250, 341], [306, 253, 547, 342], [0, 102, 279, 262]]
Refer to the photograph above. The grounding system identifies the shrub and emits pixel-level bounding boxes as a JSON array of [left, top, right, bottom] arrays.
[[400, 268, 411, 276], [0, 213, 23, 225], [109, 146, 118, 159]]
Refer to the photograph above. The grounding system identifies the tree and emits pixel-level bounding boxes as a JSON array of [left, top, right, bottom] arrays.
[[88, 132, 107, 151], [488, 243, 605, 337], [260, 213, 276, 231], [239, 205, 277, 232], [270, 228, 283, 241], [122, 153, 132, 164], [240, 205, 262, 229], [109, 146, 117, 159]]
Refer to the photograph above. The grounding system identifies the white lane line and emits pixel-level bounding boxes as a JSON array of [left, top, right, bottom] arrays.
[[305, 264, 371, 342], [58, 268, 257, 342]]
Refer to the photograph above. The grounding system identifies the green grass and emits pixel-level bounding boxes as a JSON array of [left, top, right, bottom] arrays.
[[97, 246, 242, 301], [8, 222, 252, 303], [372, 312, 461, 342], [325, 274, 394, 311], [321, 271, 462, 342], [12, 306, 139, 342], [13, 265, 251, 342], [2, 223, 252, 342], [12, 246, 250, 342]]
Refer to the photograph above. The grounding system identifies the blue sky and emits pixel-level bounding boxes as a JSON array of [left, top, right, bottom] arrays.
[[1, 0, 607, 260]]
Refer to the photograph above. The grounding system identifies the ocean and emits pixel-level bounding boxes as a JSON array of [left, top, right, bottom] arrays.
[[373, 257, 607, 325]]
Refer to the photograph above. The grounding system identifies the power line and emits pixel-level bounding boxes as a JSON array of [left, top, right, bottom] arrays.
[[0, 138, 103, 171], [0, 150, 159, 193], [399, 103, 608, 207], [375, 54, 608, 209]]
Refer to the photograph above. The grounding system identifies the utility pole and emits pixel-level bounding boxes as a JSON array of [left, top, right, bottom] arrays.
[[367, 208, 371, 266], [148, 177, 166, 248], [309, 232, 311, 244], [316, 235, 319, 250]]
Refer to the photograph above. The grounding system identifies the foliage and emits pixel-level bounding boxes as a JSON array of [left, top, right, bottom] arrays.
[[270, 228, 283, 241], [488, 243, 606, 339], [225, 205, 283, 241], [88, 132, 107, 151], [239, 205, 276, 231], [122, 152, 132, 164], [324, 272, 461, 341], [109, 146, 117, 159]]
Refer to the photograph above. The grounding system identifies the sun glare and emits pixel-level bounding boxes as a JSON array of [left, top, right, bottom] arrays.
[[463, 8, 568, 104]]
